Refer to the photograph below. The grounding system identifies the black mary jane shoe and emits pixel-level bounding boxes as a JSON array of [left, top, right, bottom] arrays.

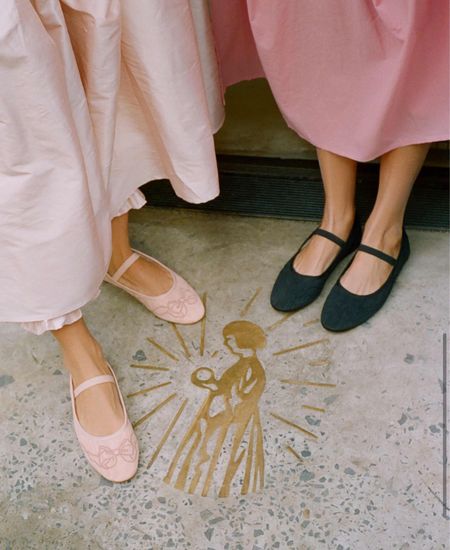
[[321, 229, 410, 332], [270, 217, 362, 312]]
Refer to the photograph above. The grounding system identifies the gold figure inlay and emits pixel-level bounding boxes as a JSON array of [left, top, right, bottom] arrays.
[[164, 320, 267, 497], [129, 288, 339, 498]]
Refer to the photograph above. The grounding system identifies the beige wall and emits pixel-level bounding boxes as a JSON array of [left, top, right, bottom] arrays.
[[214, 79, 449, 167]]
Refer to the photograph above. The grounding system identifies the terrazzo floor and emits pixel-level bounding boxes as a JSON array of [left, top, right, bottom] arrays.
[[0, 208, 449, 549]]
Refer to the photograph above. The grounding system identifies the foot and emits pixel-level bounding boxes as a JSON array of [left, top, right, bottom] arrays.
[[293, 214, 355, 276], [65, 340, 124, 437], [340, 225, 402, 295], [109, 253, 173, 296]]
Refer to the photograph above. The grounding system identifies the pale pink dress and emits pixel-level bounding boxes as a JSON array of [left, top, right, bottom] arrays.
[[210, 0, 449, 161], [0, 0, 223, 334]]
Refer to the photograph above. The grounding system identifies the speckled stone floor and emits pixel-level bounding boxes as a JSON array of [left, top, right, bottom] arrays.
[[0, 208, 449, 550]]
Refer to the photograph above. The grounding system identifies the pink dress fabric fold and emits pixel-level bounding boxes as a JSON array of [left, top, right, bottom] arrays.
[[210, 0, 450, 161], [0, 0, 223, 328], [21, 190, 146, 335]]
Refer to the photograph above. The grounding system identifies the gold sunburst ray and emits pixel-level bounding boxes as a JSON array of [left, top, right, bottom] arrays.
[[280, 379, 336, 388], [133, 393, 178, 429], [130, 364, 171, 372], [270, 412, 318, 440], [286, 445, 303, 462], [308, 358, 331, 367], [303, 318, 320, 327], [147, 398, 189, 469], [129, 287, 337, 498], [240, 287, 262, 318], [266, 311, 298, 332], [199, 292, 207, 356], [147, 337, 179, 362], [273, 337, 329, 356], [171, 324, 191, 359], [127, 381, 172, 399], [302, 404, 326, 413]]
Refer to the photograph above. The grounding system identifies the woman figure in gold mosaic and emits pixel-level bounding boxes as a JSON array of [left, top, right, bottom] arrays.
[[165, 320, 267, 497]]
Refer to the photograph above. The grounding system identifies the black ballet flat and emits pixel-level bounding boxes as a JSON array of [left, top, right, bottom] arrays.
[[270, 217, 362, 312], [321, 229, 410, 332]]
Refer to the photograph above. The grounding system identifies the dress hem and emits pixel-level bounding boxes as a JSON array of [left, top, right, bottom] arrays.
[[17, 188, 148, 334], [284, 124, 449, 163]]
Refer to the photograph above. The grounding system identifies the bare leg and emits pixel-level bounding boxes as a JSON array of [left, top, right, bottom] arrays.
[[52, 318, 124, 436], [52, 211, 177, 436], [293, 148, 357, 275], [340, 143, 431, 294], [108, 212, 172, 295]]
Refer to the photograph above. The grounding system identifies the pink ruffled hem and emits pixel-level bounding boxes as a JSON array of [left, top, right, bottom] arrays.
[[21, 190, 147, 335], [114, 189, 147, 218], [21, 308, 83, 336]]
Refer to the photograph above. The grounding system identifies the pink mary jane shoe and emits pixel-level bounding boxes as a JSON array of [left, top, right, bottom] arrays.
[[70, 365, 139, 483], [104, 249, 205, 324]]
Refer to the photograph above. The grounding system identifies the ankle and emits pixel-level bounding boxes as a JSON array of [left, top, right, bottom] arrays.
[[109, 247, 133, 275], [62, 339, 108, 385], [362, 221, 403, 251], [321, 208, 355, 235]]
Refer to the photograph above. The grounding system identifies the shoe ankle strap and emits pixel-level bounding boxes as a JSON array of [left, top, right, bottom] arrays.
[[357, 244, 396, 266], [110, 252, 140, 281], [74, 374, 115, 398], [313, 228, 346, 247]]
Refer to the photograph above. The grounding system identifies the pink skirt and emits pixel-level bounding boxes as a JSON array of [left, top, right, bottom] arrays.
[[210, 0, 449, 161], [0, 0, 223, 330]]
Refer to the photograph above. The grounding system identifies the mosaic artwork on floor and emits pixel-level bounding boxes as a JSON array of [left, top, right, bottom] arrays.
[[1, 213, 447, 548], [128, 290, 336, 498]]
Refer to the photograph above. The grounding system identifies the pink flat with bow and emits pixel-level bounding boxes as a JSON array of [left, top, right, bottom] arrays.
[[70, 364, 139, 482]]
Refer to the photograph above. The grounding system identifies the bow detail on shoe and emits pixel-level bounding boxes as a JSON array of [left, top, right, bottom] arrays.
[[154, 289, 198, 318], [70, 365, 139, 482], [84, 436, 138, 469]]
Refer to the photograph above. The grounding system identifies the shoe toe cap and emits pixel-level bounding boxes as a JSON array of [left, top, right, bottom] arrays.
[[80, 425, 140, 483], [172, 280, 205, 324], [321, 286, 355, 331], [271, 267, 324, 312], [151, 277, 205, 324], [321, 285, 377, 332], [321, 303, 346, 332], [101, 458, 139, 483], [175, 295, 205, 324]]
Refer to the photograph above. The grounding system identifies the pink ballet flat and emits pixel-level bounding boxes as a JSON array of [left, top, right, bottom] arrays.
[[104, 249, 205, 324], [70, 364, 139, 483]]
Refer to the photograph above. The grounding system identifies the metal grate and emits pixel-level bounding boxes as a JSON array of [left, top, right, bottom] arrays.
[[142, 155, 449, 231]]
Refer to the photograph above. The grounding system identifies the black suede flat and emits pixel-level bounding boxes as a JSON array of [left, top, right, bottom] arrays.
[[321, 229, 410, 332], [270, 217, 362, 312]]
